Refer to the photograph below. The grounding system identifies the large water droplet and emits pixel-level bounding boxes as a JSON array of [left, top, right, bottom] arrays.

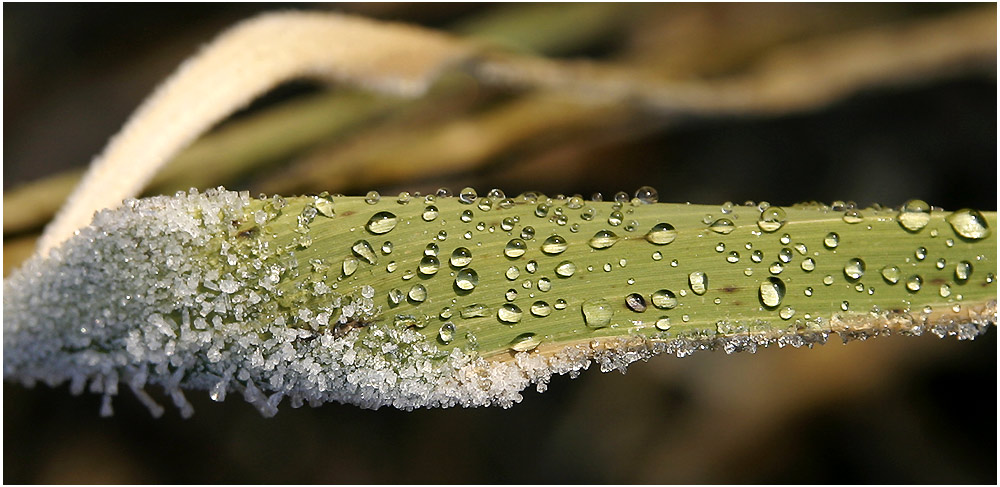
[[422, 205, 439, 221], [503, 239, 527, 258], [450, 247, 473, 267], [946, 209, 990, 239], [455, 269, 479, 291], [588, 230, 620, 249], [625, 293, 647, 312], [843, 258, 865, 281], [366, 211, 398, 234], [509, 333, 540, 352], [688, 271, 708, 295], [408, 284, 427, 302], [708, 219, 735, 235], [352, 240, 378, 265], [555, 261, 577, 277], [418, 255, 440, 275], [540, 235, 568, 255], [757, 207, 786, 232], [498, 303, 523, 324], [759, 277, 785, 308], [651, 289, 677, 309], [582, 298, 614, 328], [633, 186, 659, 204], [897, 199, 931, 232], [646, 223, 677, 245], [530, 301, 552, 317]]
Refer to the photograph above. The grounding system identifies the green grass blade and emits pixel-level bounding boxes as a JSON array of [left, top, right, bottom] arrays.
[[3, 189, 995, 416]]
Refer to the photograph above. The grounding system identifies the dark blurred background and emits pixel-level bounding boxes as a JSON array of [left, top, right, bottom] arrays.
[[3, 3, 996, 484]]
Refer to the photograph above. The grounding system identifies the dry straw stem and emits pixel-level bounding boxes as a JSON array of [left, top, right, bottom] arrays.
[[30, 6, 995, 254]]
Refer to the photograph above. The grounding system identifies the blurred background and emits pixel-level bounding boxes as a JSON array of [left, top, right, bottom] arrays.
[[3, 3, 996, 483]]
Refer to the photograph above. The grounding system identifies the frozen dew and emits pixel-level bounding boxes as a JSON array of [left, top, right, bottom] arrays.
[[843, 258, 866, 281], [450, 247, 473, 267], [540, 235, 568, 255], [651, 290, 678, 309], [581, 298, 614, 328], [388, 288, 405, 305], [946, 209, 990, 240], [418, 255, 440, 276], [455, 269, 479, 291], [757, 207, 787, 233], [365, 211, 398, 234], [759, 277, 786, 309], [897, 199, 931, 232], [824, 232, 840, 249], [588, 230, 620, 249], [688, 271, 708, 295], [498, 303, 523, 324]]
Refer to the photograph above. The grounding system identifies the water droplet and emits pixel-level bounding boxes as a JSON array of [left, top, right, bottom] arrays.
[[946, 209, 990, 239], [365, 190, 381, 205], [769, 262, 784, 275], [589, 230, 620, 249], [418, 255, 440, 276], [530, 301, 552, 317], [608, 211, 624, 226], [801, 258, 816, 272], [881, 265, 900, 284], [804, 287, 813, 297], [540, 235, 568, 255], [422, 205, 439, 221], [631, 186, 658, 205], [554, 299, 568, 310], [436, 188, 452, 198], [520, 226, 535, 240], [939, 283, 952, 298], [439, 306, 454, 319], [841, 300, 850, 311], [935, 258, 946, 270], [654, 317, 671, 331], [780, 234, 791, 245], [842, 210, 864, 224], [498, 303, 523, 324], [351, 240, 378, 265], [843, 258, 865, 281], [625, 293, 647, 312], [363, 211, 398, 235], [688, 271, 708, 295], [526, 260, 538, 273], [794, 243, 808, 255], [905, 275, 923, 292], [459, 210, 473, 223], [582, 298, 614, 328], [644, 223, 678, 245], [386, 261, 397, 273], [727, 251, 740, 263], [555, 261, 577, 277], [537, 277, 552, 292], [388, 288, 405, 305], [455, 269, 479, 291], [381, 241, 393, 254], [460, 304, 488, 318], [759, 277, 786, 308], [438, 322, 455, 344], [779, 248, 793, 263], [504, 239, 527, 258], [708, 218, 735, 235], [396, 192, 412, 205], [314, 196, 335, 217], [823, 275, 835, 286], [408, 284, 427, 302], [915, 246, 927, 261], [715, 243, 726, 253], [757, 207, 786, 232], [450, 247, 473, 267], [897, 199, 931, 231], [509, 333, 540, 352], [824, 232, 840, 249], [459, 187, 477, 204], [751, 250, 763, 263], [779, 306, 795, 320], [504, 266, 520, 281], [955, 261, 972, 282]]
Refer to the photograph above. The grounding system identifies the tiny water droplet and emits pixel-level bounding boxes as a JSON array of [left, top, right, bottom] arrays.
[[655, 317, 671, 331], [537, 277, 552, 292], [881, 265, 900, 284], [897, 199, 931, 232], [715, 243, 726, 253], [455, 269, 479, 291], [946, 209, 990, 239], [905, 275, 923, 292], [554, 299, 568, 310], [588, 230, 620, 249], [843, 258, 865, 281], [438, 322, 455, 344], [751, 250, 763, 263], [460, 210, 473, 223], [823, 275, 835, 286], [460, 304, 488, 318], [540, 235, 568, 255], [608, 211, 624, 226], [955, 261, 972, 282], [555, 261, 577, 277], [388, 288, 405, 305], [779, 306, 795, 320], [841, 300, 850, 311], [727, 251, 740, 263], [365, 190, 381, 205], [779, 248, 793, 263], [652, 251, 663, 261], [939, 283, 951, 298], [505, 266, 520, 280], [824, 232, 840, 249], [450, 247, 473, 267], [521, 226, 535, 240], [439, 306, 454, 319], [914, 246, 927, 261], [422, 205, 439, 221], [530, 301, 552, 317], [935, 258, 946, 269], [769, 262, 784, 275], [800, 258, 816, 272], [526, 260, 538, 273], [842, 210, 863, 224], [582, 298, 614, 328]]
